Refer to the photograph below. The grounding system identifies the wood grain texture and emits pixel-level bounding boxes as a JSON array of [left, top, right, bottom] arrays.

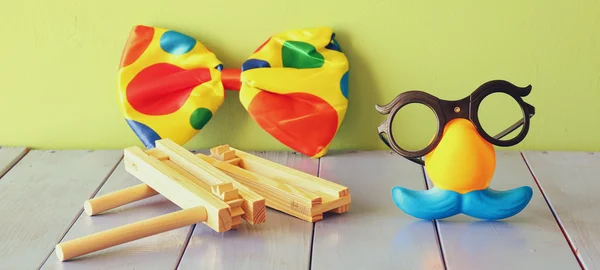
[[177, 151, 317, 270], [41, 161, 196, 269], [312, 151, 445, 270], [123, 146, 232, 232], [430, 151, 580, 270], [522, 150, 600, 269], [0, 149, 122, 270], [0, 146, 29, 177]]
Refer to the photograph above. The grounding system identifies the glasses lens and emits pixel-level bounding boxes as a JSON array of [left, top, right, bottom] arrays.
[[477, 92, 524, 141], [391, 103, 438, 152]]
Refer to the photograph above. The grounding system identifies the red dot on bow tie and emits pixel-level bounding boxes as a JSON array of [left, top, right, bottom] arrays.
[[126, 63, 212, 115], [254, 37, 271, 53], [248, 91, 338, 157], [120, 25, 154, 68]]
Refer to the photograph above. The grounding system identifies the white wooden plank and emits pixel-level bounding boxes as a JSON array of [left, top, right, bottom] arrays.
[[177, 151, 317, 270], [312, 151, 445, 270], [0, 150, 122, 270], [0, 146, 29, 177], [430, 150, 580, 270], [41, 160, 194, 269], [522, 150, 600, 269]]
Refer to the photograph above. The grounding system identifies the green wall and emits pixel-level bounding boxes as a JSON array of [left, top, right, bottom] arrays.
[[1, 0, 598, 152]]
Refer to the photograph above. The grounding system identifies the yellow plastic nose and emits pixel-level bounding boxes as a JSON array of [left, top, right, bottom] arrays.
[[424, 118, 496, 194]]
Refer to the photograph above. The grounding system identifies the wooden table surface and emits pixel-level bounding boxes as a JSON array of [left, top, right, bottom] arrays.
[[0, 146, 597, 270]]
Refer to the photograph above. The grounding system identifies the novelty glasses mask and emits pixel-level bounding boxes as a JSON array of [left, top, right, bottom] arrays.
[[376, 80, 535, 165]]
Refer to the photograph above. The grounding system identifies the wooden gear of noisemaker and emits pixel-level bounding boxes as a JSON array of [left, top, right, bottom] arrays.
[[55, 138, 351, 261]]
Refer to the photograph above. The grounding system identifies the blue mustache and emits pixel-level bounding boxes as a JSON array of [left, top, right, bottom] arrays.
[[391, 186, 533, 220]]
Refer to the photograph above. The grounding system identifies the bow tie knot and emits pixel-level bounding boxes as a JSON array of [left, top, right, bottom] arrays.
[[117, 25, 349, 158]]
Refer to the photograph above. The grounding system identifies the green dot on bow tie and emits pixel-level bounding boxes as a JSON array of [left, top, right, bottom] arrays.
[[189, 107, 213, 130], [281, 41, 325, 69]]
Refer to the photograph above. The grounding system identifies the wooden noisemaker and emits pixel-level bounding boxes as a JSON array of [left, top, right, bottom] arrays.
[[80, 139, 351, 224], [54, 139, 265, 261], [199, 145, 351, 222]]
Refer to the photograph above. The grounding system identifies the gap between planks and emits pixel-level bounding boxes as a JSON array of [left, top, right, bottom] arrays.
[[0, 146, 30, 179], [420, 164, 448, 270], [37, 154, 124, 270], [173, 223, 197, 269], [520, 152, 585, 270], [307, 157, 321, 270]]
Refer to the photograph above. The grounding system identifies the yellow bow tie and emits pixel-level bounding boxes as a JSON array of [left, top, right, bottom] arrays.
[[117, 25, 349, 158]]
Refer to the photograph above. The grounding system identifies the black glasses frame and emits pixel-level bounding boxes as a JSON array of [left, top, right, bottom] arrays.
[[376, 80, 536, 165]]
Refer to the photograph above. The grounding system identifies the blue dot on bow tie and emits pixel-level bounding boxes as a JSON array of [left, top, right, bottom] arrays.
[[125, 119, 161, 149], [340, 71, 349, 99], [242, 59, 271, 72], [160, 30, 196, 55], [325, 33, 342, 52]]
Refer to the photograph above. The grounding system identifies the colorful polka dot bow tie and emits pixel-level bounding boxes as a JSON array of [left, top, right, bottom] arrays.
[[117, 25, 350, 158]]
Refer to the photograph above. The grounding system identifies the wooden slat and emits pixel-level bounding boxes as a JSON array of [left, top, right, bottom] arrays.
[[197, 151, 345, 222], [233, 148, 349, 198], [41, 161, 194, 269], [150, 141, 266, 225], [0, 150, 122, 269], [0, 146, 29, 177], [123, 146, 232, 232], [177, 151, 317, 270], [431, 151, 580, 269], [311, 151, 444, 270], [522, 150, 600, 269]]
